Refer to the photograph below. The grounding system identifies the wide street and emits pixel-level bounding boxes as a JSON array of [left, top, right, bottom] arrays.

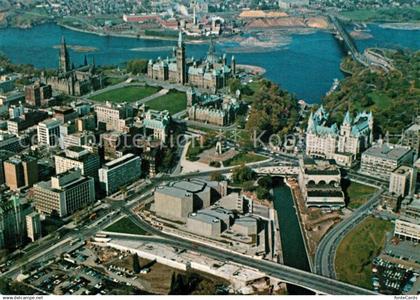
[[0, 150, 385, 295], [314, 189, 385, 278]]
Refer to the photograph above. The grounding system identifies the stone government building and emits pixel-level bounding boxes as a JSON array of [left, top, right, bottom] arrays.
[[42, 37, 104, 96], [147, 32, 236, 92]]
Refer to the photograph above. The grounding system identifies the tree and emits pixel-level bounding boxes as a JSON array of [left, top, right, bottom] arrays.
[[242, 180, 256, 192], [232, 164, 256, 184], [210, 171, 224, 182], [160, 149, 175, 171], [258, 176, 273, 189], [126, 59, 148, 75], [228, 78, 241, 94], [256, 186, 271, 200], [132, 253, 141, 274]]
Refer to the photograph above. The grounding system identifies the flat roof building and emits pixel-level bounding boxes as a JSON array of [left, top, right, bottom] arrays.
[[187, 212, 222, 237], [26, 212, 42, 242], [360, 143, 413, 180], [37, 118, 61, 147], [33, 169, 95, 217], [154, 179, 223, 222], [298, 157, 345, 209], [389, 166, 416, 198], [4, 155, 38, 191], [55, 146, 100, 180], [98, 153, 141, 196], [395, 199, 420, 243]]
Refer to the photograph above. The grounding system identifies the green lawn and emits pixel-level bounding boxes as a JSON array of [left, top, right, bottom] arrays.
[[104, 77, 127, 86], [223, 152, 266, 167], [345, 182, 377, 209], [146, 90, 187, 114], [335, 216, 393, 289], [90, 85, 160, 103], [339, 6, 420, 22], [104, 217, 148, 235]]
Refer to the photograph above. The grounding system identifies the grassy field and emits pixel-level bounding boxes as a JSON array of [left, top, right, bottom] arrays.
[[339, 7, 420, 22], [105, 217, 148, 235], [104, 77, 127, 86], [345, 182, 377, 209], [223, 152, 266, 167], [146, 90, 187, 114], [90, 85, 160, 103], [335, 216, 393, 289]]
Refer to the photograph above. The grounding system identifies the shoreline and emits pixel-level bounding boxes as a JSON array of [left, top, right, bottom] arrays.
[[58, 23, 216, 45]]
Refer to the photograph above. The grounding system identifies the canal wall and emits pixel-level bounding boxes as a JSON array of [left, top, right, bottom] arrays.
[[285, 179, 314, 273]]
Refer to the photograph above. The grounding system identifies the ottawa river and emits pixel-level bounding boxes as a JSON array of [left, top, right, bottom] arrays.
[[0, 22, 418, 294], [0, 23, 419, 103]]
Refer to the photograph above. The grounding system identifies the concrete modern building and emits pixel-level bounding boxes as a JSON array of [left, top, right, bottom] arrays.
[[0, 194, 33, 249], [298, 157, 345, 209], [0, 133, 25, 153], [232, 216, 258, 237], [0, 150, 14, 185], [95, 102, 134, 132], [55, 146, 100, 180], [154, 179, 223, 222], [402, 116, 420, 155], [187, 213, 222, 237], [7, 110, 49, 135], [26, 212, 42, 242], [33, 169, 95, 217], [217, 192, 244, 213], [4, 155, 38, 191], [98, 153, 141, 196], [25, 82, 52, 107], [306, 107, 373, 167], [394, 199, 420, 243], [53, 106, 78, 123], [37, 118, 61, 146], [360, 143, 414, 181], [389, 166, 416, 198]]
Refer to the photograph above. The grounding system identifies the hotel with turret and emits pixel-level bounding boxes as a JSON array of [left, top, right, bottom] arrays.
[[147, 32, 236, 92], [306, 106, 374, 167]]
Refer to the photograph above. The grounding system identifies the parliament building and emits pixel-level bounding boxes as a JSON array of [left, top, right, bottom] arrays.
[[43, 37, 104, 96], [147, 32, 236, 92]]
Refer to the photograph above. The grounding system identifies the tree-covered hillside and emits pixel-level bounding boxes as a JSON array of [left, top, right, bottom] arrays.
[[323, 50, 420, 136]]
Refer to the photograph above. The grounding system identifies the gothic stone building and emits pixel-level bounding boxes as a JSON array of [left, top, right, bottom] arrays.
[[43, 37, 104, 96], [306, 106, 373, 167], [147, 32, 236, 92], [186, 88, 242, 127]]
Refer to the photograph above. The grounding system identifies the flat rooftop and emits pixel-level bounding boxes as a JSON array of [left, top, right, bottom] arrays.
[[363, 144, 412, 161]]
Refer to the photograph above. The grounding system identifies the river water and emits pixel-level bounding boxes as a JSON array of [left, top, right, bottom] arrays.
[[0, 23, 418, 103]]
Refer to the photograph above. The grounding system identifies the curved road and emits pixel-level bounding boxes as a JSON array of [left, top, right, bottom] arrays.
[[314, 189, 384, 278], [115, 206, 376, 295]]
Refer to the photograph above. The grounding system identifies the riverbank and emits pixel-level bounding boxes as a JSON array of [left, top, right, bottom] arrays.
[[285, 179, 313, 271], [58, 22, 217, 45]]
